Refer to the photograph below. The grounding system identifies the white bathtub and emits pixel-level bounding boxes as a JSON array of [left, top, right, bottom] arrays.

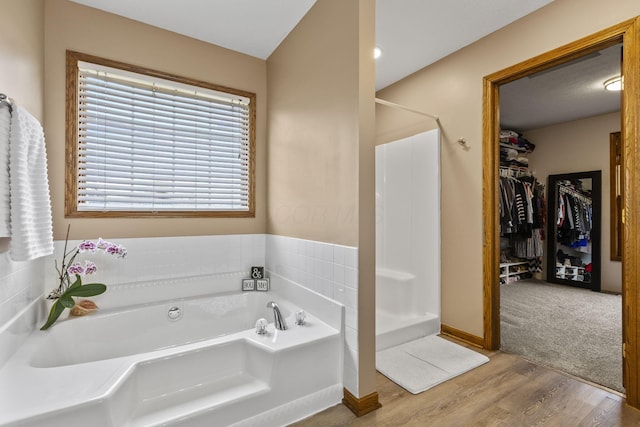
[[0, 274, 343, 427]]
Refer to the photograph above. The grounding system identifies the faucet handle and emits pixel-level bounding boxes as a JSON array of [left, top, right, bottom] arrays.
[[295, 310, 306, 326], [255, 318, 268, 335]]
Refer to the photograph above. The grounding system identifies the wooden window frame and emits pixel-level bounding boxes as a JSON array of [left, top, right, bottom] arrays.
[[65, 50, 256, 218]]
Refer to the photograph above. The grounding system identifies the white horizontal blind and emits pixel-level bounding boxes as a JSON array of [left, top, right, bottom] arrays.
[[76, 63, 251, 212]]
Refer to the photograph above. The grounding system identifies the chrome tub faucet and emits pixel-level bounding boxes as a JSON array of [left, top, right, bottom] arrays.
[[266, 301, 287, 330]]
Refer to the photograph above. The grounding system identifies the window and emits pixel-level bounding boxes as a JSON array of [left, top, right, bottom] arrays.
[[65, 50, 255, 218]]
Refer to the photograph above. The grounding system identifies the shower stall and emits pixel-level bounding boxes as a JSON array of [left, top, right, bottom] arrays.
[[375, 129, 440, 351]]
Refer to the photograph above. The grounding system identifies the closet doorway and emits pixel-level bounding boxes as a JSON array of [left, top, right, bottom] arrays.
[[482, 17, 640, 409]]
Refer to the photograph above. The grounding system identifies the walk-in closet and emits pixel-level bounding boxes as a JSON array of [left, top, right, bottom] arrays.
[[498, 131, 544, 285], [496, 42, 623, 393]]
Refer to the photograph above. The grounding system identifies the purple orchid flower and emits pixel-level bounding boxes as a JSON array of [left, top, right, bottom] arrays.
[[67, 262, 85, 275], [78, 240, 97, 253], [84, 260, 97, 275], [96, 238, 111, 250], [105, 243, 127, 258]]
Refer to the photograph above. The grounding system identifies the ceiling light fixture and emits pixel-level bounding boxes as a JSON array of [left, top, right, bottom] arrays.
[[374, 47, 382, 59], [604, 76, 623, 91]]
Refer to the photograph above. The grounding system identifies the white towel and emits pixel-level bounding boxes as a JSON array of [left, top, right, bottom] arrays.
[[8, 105, 54, 261], [0, 106, 10, 237]]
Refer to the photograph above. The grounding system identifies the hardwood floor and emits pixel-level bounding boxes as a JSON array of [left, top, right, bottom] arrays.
[[292, 340, 640, 426]]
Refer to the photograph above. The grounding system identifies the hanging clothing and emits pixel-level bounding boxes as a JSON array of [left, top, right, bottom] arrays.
[[556, 186, 592, 248], [499, 175, 544, 237], [499, 173, 545, 259]]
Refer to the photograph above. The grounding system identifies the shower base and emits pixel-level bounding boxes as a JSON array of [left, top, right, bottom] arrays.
[[375, 311, 440, 352]]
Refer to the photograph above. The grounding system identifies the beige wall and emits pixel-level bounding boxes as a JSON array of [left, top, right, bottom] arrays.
[[376, 0, 640, 337], [266, 1, 360, 247], [0, 0, 45, 320], [356, 0, 377, 399], [44, 0, 267, 241], [0, 0, 44, 120], [526, 111, 622, 293], [266, 0, 376, 397]]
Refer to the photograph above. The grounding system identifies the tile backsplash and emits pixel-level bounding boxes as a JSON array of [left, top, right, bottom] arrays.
[[44, 234, 266, 291], [265, 234, 358, 303], [0, 252, 45, 326], [3, 233, 360, 329], [265, 234, 359, 395]]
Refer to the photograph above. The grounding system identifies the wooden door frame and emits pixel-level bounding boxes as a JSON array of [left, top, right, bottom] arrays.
[[482, 17, 640, 408]]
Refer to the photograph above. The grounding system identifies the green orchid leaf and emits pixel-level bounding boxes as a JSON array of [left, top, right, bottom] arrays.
[[66, 283, 107, 297], [60, 295, 75, 309], [69, 274, 82, 290], [40, 300, 66, 331]]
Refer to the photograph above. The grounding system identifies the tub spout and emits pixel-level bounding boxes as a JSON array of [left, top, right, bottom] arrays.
[[266, 301, 287, 330]]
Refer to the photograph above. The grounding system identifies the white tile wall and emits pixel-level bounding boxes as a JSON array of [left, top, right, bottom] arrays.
[[265, 235, 357, 302], [44, 234, 266, 291], [265, 234, 359, 396], [0, 252, 45, 327], [1, 234, 265, 328]]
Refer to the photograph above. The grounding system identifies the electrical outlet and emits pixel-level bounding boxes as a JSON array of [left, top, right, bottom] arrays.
[[256, 278, 270, 291]]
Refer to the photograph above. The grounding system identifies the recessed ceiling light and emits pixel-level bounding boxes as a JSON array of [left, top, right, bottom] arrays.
[[604, 76, 623, 91], [374, 47, 382, 59]]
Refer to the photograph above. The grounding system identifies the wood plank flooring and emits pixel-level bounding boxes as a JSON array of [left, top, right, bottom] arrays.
[[292, 339, 640, 426]]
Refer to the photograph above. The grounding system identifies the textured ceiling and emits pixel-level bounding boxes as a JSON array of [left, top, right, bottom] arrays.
[[69, 0, 614, 131], [70, 0, 554, 90], [500, 44, 622, 132], [375, 0, 554, 90], [69, 0, 317, 60]]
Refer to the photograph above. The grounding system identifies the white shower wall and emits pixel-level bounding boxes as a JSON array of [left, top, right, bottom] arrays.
[[375, 129, 440, 322]]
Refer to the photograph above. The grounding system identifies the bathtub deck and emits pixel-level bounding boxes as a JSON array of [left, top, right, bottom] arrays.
[[0, 276, 346, 427], [0, 312, 342, 427]]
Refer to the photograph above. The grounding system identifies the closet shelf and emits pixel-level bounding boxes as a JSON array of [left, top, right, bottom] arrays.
[[499, 261, 531, 284], [499, 143, 529, 152], [555, 265, 586, 281]]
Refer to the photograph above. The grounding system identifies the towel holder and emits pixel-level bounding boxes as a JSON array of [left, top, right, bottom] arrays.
[[0, 93, 13, 113]]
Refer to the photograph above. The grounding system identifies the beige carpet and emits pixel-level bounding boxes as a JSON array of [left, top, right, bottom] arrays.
[[500, 279, 622, 392]]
